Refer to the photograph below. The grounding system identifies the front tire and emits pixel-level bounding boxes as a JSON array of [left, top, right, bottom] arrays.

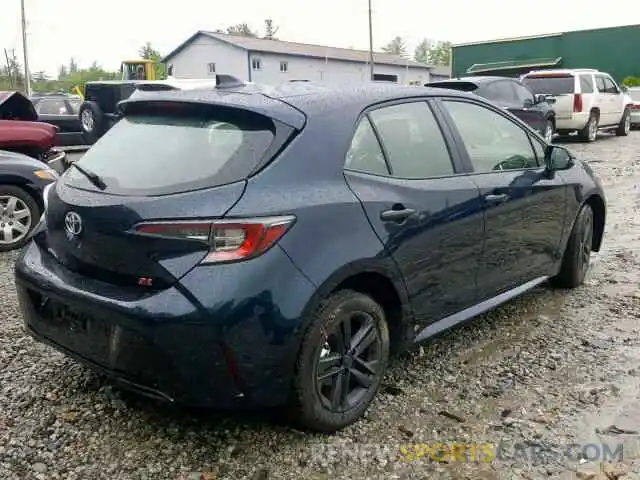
[[0, 185, 40, 252], [290, 290, 390, 432], [550, 204, 594, 289], [616, 107, 631, 136]]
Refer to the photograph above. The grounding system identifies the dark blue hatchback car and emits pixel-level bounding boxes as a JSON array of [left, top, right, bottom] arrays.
[[14, 79, 606, 432]]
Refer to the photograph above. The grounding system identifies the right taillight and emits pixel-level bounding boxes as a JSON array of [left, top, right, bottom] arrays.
[[631, 103, 640, 110], [573, 94, 583, 113], [133, 215, 296, 264]]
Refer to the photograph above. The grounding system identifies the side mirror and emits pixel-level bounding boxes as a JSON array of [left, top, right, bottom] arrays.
[[621, 85, 629, 93], [544, 145, 574, 171], [523, 98, 534, 108]]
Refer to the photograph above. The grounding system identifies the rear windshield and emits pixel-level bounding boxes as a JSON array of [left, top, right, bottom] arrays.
[[522, 76, 574, 95], [628, 89, 640, 101], [64, 107, 275, 196]]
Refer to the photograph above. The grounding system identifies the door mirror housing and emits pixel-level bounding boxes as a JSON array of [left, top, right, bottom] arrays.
[[544, 145, 574, 171], [523, 98, 534, 108], [534, 93, 555, 105]]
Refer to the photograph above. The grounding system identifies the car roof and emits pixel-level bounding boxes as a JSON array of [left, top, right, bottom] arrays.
[[432, 76, 512, 84], [524, 68, 599, 76], [119, 81, 473, 125]]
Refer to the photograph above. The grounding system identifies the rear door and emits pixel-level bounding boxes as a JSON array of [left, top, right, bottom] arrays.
[[594, 75, 615, 125], [522, 73, 575, 120], [602, 75, 625, 125], [343, 100, 484, 330], [435, 97, 566, 299]]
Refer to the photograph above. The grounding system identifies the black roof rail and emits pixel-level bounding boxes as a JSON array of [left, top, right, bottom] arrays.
[[215, 74, 245, 89]]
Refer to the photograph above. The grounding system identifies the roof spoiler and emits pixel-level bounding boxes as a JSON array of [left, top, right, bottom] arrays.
[[215, 74, 245, 89]]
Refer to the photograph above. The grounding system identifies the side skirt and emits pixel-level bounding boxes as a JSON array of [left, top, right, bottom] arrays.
[[414, 276, 549, 343]]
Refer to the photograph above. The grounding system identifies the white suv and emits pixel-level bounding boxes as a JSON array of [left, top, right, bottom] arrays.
[[521, 68, 632, 142]]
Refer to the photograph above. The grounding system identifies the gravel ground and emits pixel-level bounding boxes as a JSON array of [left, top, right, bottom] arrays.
[[2, 133, 640, 480]]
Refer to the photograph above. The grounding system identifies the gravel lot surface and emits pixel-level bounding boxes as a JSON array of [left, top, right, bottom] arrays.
[[2, 133, 640, 480]]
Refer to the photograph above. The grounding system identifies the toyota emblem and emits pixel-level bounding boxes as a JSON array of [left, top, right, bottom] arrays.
[[64, 211, 83, 236]]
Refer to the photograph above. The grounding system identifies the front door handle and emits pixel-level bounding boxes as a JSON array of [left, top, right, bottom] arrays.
[[485, 193, 509, 204], [380, 207, 415, 222]]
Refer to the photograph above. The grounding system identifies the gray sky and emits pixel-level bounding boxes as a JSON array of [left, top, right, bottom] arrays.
[[2, 0, 638, 77]]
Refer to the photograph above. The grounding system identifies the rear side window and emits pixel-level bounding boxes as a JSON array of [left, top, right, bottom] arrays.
[[579, 75, 594, 93], [522, 75, 575, 95], [369, 102, 455, 179], [64, 107, 275, 196], [344, 118, 389, 175]]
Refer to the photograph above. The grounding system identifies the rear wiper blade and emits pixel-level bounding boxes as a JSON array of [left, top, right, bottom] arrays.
[[70, 162, 107, 190]]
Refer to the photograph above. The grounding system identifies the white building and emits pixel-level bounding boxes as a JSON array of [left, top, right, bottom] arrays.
[[161, 31, 451, 86]]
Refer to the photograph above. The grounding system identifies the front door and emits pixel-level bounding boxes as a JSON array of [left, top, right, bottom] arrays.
[[436, 97, 567, 299], [343, 100, 484, 329]]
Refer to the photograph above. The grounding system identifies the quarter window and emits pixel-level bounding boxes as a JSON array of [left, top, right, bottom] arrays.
[[442, 100, 538, 172], [579, 75, 594, 93], [344, 118, 389, 176], [369, 102, 455, 179]]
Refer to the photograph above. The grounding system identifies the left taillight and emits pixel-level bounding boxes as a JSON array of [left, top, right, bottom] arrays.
[[133, 215, 296, 264]]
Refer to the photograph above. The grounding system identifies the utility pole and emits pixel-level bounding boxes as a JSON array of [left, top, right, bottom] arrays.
[[368, 0, 374, 81], [20, 0, 31, 97]]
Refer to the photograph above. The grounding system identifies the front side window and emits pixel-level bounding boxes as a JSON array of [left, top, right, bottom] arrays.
[[595, 76, 607, 92], [344, 117, 389, 176], [368, 102, 455, 179], [207, 62, 216, 74], [512, 82, 535, 105], [64, 107, 275, 196], [442, 100, 538, 172], [603, 77, 619, 94], [252, 58, 262, 70], [280, 61, 288, 73]]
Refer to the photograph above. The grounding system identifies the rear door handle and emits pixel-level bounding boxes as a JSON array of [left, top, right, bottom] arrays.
[[380, 208, 415, 222], [485, 193, 509, 204]]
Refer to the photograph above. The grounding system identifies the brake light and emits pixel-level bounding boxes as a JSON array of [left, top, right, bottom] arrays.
[[573, 94, 583, 113], [632, 103, 640, 110], [133, 216, 295, 263]]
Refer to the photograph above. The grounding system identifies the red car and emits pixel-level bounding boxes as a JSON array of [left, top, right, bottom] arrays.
[[0, 91, 66, 167]]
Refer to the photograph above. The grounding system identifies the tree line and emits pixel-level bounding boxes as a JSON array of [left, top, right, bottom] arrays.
[[0, 19, 450, 95]]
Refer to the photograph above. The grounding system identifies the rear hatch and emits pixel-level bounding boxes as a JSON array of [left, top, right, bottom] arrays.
[[521, 74, 575, 119], [42, 95, 303, 289]]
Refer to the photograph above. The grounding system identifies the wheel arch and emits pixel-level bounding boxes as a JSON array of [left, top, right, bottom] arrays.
[[295, 259, 415, 355]]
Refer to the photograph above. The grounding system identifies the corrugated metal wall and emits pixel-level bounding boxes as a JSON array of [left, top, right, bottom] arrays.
[[452, 25, 640, 81]]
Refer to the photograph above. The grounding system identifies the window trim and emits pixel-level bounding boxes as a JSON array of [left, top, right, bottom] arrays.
[[343, 97, 467, 180], [433, 96, 546, 175]]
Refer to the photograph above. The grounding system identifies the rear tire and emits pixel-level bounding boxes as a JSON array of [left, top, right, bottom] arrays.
[[550, 204, 594, 289], [616, 107, 631, 136], [290, 289, 390, 432], [79, 101, 105, 144], [0, 185, 40, 252], [579, 112, 599, 143]]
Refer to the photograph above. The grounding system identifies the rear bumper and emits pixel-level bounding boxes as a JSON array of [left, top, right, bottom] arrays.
[[14, 240, 317, 408], [555, 112, 590, 131]]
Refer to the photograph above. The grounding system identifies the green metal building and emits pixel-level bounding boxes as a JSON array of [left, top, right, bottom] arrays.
[[451, 24, 640, 82]]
